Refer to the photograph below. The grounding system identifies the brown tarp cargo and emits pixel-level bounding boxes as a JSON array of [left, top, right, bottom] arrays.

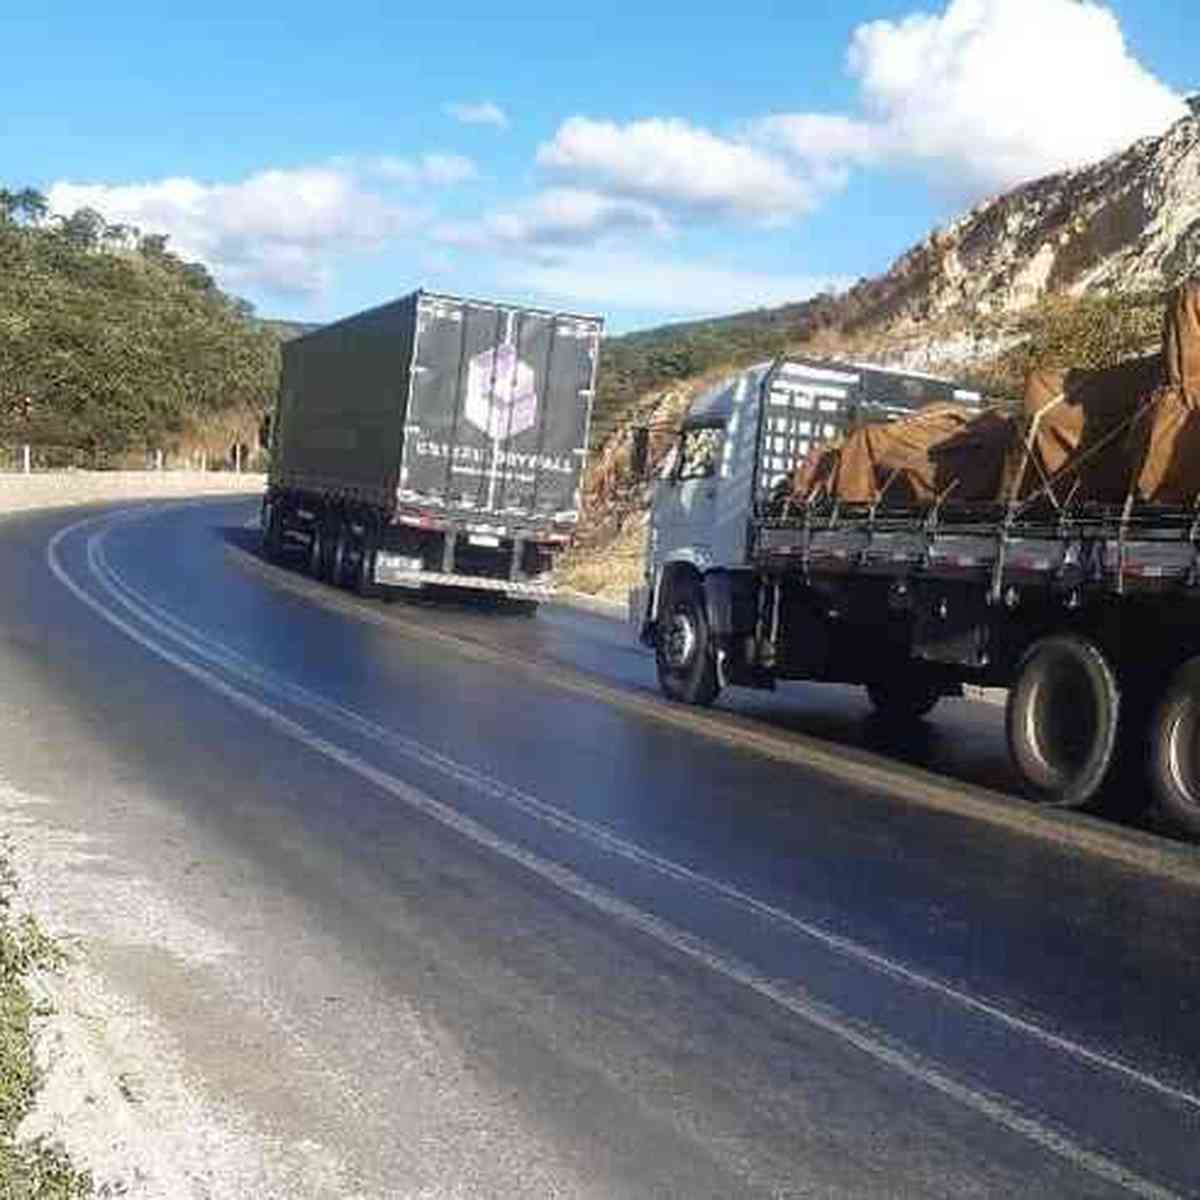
[[775, 282, 1199, 512], [831, 402, 975, 505], [1132, 387, 1200, 503], [785, 440, 841, 503], [1009, 354, 1161, 506], [928, 407, 1019, 502], [1165, 279, 1200, 399], [1136, 281, 1200, 503]]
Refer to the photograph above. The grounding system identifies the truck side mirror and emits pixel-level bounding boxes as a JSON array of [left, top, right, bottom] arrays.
[[630, 427, 650, 479]]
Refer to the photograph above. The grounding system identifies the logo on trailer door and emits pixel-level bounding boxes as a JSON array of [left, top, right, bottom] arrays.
[[465, 344, 538, 441]]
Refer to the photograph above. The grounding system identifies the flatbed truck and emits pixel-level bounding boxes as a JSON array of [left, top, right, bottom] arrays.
[[630, 357, 1200, 836]]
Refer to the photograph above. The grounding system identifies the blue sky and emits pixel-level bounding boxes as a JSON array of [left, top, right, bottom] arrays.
[[4, 1, 1195, 332]]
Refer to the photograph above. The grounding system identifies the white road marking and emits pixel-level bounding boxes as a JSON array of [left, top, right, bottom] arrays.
[[46, 508, 1185, 1200]]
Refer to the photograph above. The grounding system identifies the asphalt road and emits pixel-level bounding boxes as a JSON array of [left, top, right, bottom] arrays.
[[3, 496, 1200, 1198]]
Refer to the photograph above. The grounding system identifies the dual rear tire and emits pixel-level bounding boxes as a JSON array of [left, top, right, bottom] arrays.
[[308, 517, 362, 589], [1004, 633, 1200, 834], [1006, 634, 1122, 811]]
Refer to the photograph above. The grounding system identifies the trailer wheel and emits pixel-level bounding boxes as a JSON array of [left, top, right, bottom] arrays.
[[1148, 657, 1200, 838], [354, 531, 380, 598], [330, 522, 353, 588], [260, 500, 283, 561], [307, 522, 330, 581], [655, 577, 720, 707], [866, 674, 942, 721], [1006, 634, 1120, 808]]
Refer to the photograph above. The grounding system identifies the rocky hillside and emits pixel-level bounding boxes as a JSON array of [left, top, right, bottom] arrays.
[[843, 98, 1200, 332], [565, 104, 1200, 601]]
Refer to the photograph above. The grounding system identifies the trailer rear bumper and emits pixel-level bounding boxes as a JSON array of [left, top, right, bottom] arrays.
[[373, 560, 556, 600]]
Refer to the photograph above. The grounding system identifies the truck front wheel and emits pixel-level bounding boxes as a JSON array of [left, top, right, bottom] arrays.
[[1148, 656, 1200, 838], [1006, 634, 1120, 809], [655, 578, 720, 707]]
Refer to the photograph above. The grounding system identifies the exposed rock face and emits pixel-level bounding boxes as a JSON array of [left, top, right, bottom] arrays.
[[847, 108, 1200, 330]]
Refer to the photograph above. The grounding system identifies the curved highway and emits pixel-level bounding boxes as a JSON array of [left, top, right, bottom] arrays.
[[3, 496, 1200, 1197]]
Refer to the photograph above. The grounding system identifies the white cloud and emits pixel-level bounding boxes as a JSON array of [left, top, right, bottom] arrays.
[[501, 248, 850, 317], [536, 116, 821, 223], [532, 2, 1184, 237], [48, 166, 424, 296], [444, 100, 509, 128], [369, 153, 477, 186], [752, 113, 881, 169], [759, 0, 1185, 196], [434, 187, 670, 251]]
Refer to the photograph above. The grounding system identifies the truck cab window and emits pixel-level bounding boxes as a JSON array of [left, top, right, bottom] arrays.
[[677, 426, 723, 481]]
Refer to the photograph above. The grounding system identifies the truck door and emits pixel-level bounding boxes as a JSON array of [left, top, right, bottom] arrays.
[[652, 422, 725, 569]]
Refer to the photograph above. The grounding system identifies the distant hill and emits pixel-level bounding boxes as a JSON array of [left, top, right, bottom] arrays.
[[261, 318, 323, 342], [0, 189, 279, 462]]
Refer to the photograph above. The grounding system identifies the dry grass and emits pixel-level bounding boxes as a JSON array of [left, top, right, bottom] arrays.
[[0, 854, 92, 1198], [557, 513, 648, 601]]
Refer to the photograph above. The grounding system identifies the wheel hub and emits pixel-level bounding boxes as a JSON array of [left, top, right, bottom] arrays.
[[663, 610, 697, 670]]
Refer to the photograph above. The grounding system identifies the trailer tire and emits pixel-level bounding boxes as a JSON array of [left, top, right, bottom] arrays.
[[1006, 634, 1120, 809], [260, 500, 283, 561], [354, 532, 381, 598], [330, 522, 353, 588], [308, 522, 330, 581], [655, 577, 720, 707], [866, 674, 942, 721], [1148, 656, 1200, 838]]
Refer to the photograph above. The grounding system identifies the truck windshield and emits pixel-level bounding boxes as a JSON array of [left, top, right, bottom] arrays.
[[677, 426, 724, 480]]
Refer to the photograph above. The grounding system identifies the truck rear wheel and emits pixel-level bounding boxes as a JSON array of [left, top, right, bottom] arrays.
[[655, 578, 720, 707], [1148, 656, 1200, 837], [1006, 634, 1120, 809], [866, 674, 942, 721]]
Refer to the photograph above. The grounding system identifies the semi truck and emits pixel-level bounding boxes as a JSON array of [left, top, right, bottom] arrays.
[[628, 354, 1200, 836], [261, 290, 602, 609]]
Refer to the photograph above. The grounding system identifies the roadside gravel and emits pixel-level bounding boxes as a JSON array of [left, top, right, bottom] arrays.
[[2, 780, 360, 1199]]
